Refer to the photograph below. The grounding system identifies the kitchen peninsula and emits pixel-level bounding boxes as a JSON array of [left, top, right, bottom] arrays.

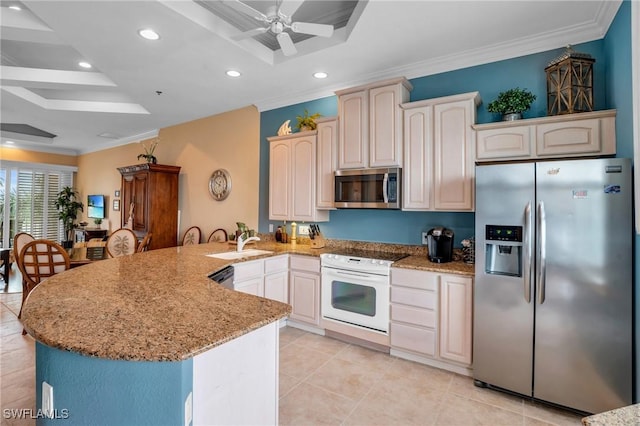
[[21, 242, 293, 425]]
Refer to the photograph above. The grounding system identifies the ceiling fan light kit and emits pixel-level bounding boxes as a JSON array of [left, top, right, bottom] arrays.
[[229, 0, 334, 56]]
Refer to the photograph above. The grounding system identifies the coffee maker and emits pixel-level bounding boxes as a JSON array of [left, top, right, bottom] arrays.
[[427, 227, 454, 263]]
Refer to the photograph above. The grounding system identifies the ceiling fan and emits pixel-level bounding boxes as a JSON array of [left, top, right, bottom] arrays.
[[227, 0, 334, 56]]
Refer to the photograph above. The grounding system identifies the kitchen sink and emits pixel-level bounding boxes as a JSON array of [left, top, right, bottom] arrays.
[[206, 249, 273, 260]]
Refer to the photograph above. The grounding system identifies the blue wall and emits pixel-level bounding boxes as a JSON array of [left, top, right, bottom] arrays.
[[603, 0, 636, 398], [258, 40, 609, 247], [36, 343, 192, 425]]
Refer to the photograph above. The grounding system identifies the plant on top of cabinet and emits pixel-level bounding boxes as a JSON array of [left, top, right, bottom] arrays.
[[295, 109, 322, 131], [137, 138, 159, 164], [487, 87, 536, 121]]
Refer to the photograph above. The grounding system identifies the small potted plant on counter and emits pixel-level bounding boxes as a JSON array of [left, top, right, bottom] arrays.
[[487, 87, 537, 121], [295, 109, 322, 131], [55, 186, 84, 248]]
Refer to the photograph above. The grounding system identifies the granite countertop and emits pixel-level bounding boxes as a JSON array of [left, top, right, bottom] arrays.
[[21, 238, 474, 362], [582, 403, 640, 425]]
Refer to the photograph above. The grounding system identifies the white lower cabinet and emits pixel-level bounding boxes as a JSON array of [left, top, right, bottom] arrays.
[[390, 267, 473, 376], [439, 274, 473, 365], [233, 255, 289, 302], [288, 255, 321, 327]]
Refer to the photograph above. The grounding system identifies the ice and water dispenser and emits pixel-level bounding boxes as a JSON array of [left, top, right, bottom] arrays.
[[484, 225, 522, 277]]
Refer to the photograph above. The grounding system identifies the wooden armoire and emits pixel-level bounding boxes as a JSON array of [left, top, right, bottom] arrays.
[[118, 163, 181, 250]]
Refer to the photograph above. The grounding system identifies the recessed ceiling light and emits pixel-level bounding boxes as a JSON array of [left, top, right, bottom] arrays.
[[313, 72, 328, 79], [138, 28, 160, 40], [78, 61, 92, 69], [8, 5, 21, 11], [226, 70, 241, 78], [4, 140, 15, 144]]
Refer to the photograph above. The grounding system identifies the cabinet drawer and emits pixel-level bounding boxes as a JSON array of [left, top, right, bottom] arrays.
[[391, 286, 437, 310], [391, 268, 437, 291], [233, 259, 264, 281], [265, 255, 289, 274], [391, 304, 436, 328], [290, 255, 320, 273], [390, 323, 436, 356]]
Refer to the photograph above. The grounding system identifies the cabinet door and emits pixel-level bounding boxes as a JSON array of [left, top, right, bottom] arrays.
[[338, 90, 368, 169], [369, 84, 404, 167], [131, 173, 149, 232], [264, 271, 288, 303], [402, 105, 433, 210], [536, 118, 601, 156], [439, 274, 473, 365], [433, 100, 474, 211], [269, 140, 290, 221], [290, 137, 316, 221], [475, 126, 532, 161], [235, 277, 264, 297], [289, 270, 320, 326], [316, 119, 337, 209]]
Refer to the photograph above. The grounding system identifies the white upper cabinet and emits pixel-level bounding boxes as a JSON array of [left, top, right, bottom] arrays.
[[336, 77, 412, 169], [401, 92, 480, 212], [474, 110, 616, 162], [268, 132, 329, 222], [315, 117, 338, 210]]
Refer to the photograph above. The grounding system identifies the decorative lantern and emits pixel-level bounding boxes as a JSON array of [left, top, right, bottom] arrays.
[[545, 46, 595, 115]]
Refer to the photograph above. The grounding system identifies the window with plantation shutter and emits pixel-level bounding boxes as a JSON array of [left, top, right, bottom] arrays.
[[0, 162, 76, 247]]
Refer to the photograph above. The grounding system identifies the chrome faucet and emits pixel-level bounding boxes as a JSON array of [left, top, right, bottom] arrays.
[[237, 232, 260, 252]]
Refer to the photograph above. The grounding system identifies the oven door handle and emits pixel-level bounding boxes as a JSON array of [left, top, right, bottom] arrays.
[[324, 269, 386, 282]]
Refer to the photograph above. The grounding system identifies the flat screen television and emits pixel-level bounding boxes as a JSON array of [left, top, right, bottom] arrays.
[[87, 194, 106, 219]]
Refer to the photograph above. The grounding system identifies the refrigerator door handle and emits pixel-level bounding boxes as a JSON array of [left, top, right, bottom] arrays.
[[537, 201, 547, 304], [524, 201, 532, 303]]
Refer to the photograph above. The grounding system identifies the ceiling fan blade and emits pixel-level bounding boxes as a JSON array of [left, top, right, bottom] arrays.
[[276, 32, 297, 56], [277, 0, 304, 19], [231, 27, 269, 41], [290, 22, 334, 38], [225, 0, 268, 21]]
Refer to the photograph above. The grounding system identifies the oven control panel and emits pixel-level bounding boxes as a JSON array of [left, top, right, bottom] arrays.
[[321, 253, 394, 274]]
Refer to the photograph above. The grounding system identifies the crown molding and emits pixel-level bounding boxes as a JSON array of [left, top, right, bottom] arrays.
[[256, 1, 622, 112]]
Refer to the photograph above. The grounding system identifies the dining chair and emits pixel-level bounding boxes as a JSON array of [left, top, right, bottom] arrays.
[[181, 226, 202, 246], [207, 228, 228, 243], [13, 232, 35, 310], [106, 228, 138, 257], [13, 232, 35, 262], [18, 239, 71, 334], [137, 233, 153, 253]]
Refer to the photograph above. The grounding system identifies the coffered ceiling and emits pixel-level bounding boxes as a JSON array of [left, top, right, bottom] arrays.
[[0, 0, 621, 155]]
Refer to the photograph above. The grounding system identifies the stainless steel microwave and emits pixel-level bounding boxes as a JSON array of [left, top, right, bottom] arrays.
[[334, 168, 401, 209]]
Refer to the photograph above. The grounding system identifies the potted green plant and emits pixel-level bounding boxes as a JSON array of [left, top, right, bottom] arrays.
[[487, 88, 537, 121], [54, 187, 84, 248], [295, 109, 322, 131]]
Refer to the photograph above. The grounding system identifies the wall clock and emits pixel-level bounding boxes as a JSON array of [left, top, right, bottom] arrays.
[[209, 169, 232, 201]]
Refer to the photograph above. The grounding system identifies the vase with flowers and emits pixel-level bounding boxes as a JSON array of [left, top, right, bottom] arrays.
[[137, 138, 159, 164]]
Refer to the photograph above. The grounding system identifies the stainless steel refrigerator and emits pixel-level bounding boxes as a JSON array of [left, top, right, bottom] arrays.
[[473, 158, 632, 414]]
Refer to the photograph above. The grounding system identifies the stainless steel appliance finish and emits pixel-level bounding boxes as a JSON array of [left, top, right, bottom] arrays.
[[474, 158, 632, 414], [334, 168, 401, 209], [208, 265, 234, 289], [321, 251, 405, 334]]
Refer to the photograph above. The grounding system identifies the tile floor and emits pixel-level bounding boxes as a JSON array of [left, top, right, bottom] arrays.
[[1, 265, 584, 425]]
